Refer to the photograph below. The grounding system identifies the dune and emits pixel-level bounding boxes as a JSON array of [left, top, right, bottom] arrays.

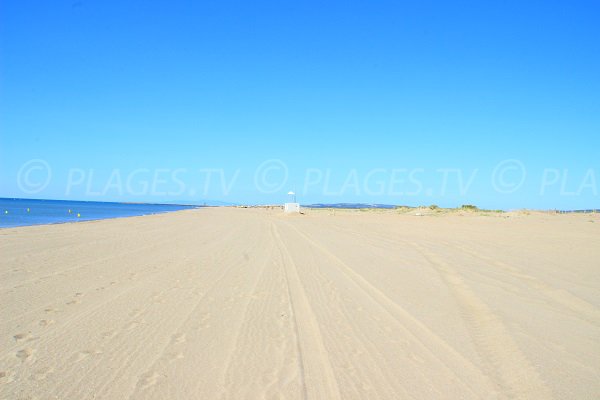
[[0, 207, 598, 399]]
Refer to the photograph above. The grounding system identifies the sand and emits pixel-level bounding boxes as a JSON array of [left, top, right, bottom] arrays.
[[1, 207, 599, 399]]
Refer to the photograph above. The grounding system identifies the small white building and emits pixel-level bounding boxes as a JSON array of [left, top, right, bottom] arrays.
[[284, 191, 299, 213], [284, 203, 300, 213]]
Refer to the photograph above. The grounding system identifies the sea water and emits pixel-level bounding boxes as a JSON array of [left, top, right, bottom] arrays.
[[0, 198, 198, 228]]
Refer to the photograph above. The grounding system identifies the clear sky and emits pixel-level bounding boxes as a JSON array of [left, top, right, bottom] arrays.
[[1, 0, 598, 209]]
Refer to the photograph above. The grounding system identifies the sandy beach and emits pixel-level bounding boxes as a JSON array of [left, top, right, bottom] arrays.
[[1, 207, 599, 399]]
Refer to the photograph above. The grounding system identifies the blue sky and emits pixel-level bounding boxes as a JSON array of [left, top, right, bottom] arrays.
[[1, 0, 598, 209]]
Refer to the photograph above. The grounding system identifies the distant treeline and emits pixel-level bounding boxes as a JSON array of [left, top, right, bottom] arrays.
[[305, 203, 397, 209], [556, 209, 599, 213]]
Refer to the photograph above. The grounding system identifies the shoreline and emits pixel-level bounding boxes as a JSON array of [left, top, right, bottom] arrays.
[[0, 207, 204, 230], [0, 199, 202, 229], [2, 205, 597, 230]]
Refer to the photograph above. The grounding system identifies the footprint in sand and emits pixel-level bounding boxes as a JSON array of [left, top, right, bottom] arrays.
[[44, 307, 60, 314], [13, 332, 37, 343], [200, 312, 211, 322], [102, 330, 117, 339], [125, 321, 141, 330], [167, 352, 184, 363], [70, 349, 103, 363], [151, 294, 166, 304], [16, 348, 33, 361], [171, 333, 186, 344], [0, 370, 14, 384], [39, 319, 55, 327], [138, 371, 162, 389], [65, 293, 84, 305], [30, 367, 54, 381]]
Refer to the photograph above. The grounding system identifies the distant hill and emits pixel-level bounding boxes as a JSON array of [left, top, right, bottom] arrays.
[[157, 199, 238, 207], [556, 209, 599, 213], [303, 203, 398, 209]]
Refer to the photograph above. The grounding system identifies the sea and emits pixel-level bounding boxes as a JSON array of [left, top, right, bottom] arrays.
[[0, 198, 199, 228]]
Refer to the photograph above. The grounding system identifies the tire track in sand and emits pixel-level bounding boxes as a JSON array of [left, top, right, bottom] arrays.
[[322, 222, 554, 399], [440, 240, 600, 325], [410, 242, 554, 400], [271, 222, 341, 400], [330, 222, 598, 325], [278, 219, 498, 398]]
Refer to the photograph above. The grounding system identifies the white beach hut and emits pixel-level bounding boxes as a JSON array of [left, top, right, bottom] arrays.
[[284, 191, 300, 213]]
